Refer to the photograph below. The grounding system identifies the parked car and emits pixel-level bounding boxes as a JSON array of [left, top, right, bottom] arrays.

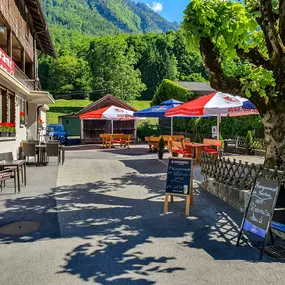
[[46, 124, 67, 145]]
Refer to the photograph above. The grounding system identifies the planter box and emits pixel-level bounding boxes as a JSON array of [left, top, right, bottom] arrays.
[[0, 132, 9, 137], [9, 132, 16, 137]]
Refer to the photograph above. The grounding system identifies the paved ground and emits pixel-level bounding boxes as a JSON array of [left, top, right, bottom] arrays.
[[0, 146, 284, 285]]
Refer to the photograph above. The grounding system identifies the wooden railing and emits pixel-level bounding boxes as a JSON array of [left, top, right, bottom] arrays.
[[201, 153, 285, 190], [14, 65, 39, 91], [0, 0, 34, 60]]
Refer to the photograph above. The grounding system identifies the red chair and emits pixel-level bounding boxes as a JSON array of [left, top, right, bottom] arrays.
[[203, 139, 222, 156]]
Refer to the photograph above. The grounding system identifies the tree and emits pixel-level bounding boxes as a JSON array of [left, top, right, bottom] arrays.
[[183, 0, 285, 168], [171, 30, 208, 80], [139, 36, 178, 99], [88, 36, 146, 101], [47, 55, 91, 98]]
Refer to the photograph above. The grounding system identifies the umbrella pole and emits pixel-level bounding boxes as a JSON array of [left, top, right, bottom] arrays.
[[171, 117, 173, 135], [111, 120, 114, 134], [217, 115, 220, 140]]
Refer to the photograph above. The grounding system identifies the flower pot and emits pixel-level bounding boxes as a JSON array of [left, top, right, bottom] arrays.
[[172, 152, 179, 157], [158, 151, 164, 160], [9, 132, 16, 137], [0, 132, 9, 137], [20, 119, 25, 126]]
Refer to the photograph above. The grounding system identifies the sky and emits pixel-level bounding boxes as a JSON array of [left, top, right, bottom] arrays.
[[134, 0, 190, 23]]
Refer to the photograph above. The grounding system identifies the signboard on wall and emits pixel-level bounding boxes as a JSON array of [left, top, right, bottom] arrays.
[[212, 126, 217, 138], [0, 48, 15, 76]]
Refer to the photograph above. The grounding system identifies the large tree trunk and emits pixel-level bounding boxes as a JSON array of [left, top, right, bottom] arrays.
[[263, 106, 285, 168]]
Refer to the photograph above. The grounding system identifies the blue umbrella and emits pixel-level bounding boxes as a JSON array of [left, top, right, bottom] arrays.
[[134, 99, 183, 135]]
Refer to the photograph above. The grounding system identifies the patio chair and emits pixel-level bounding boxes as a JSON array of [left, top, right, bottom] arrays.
[[23, 142, 37, 164], [203, 139, 222, 156], [0, 169, 16, 193], [46, 143, 60, 164], [169, 140, 192, 158], [0, 152, 24, 183], [28, 140, 40, 145]]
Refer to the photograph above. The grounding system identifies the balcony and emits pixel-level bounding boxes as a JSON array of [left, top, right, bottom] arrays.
[[14, 65, 40, 91]]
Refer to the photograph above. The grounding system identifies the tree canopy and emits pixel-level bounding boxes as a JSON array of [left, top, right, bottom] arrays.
[[183, 0, 285, 167], [39, 31, 208, 100]]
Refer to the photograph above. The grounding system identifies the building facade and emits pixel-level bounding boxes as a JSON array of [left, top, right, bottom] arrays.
[[0, 0, 56, 157]]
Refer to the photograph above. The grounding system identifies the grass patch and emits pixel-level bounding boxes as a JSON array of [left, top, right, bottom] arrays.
[[47, 99, 157, 125]]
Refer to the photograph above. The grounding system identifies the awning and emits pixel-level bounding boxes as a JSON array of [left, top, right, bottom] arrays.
[[29, 91, 55, 104]]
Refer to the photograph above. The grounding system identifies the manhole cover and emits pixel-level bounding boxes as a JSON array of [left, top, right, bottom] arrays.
[[0, 221, 40, 235]]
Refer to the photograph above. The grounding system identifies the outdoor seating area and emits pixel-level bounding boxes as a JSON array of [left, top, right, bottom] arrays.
[[100, 133, 132, 149], [19, 140, 65, 166]]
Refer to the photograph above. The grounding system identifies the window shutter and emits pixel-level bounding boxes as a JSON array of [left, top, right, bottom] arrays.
[[2, 90, 7, 122], [9, 94, 15, 123]]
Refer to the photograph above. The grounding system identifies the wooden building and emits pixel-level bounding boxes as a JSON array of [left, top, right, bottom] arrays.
[[0, 0, 56, 156], [78, 94, 137, 144]]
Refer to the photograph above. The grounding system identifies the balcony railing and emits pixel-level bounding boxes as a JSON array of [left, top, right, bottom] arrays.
[[14, 65, 40, 91]]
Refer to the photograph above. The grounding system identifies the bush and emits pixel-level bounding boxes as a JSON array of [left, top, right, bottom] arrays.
[[137, 121, 159, 139], [158, 137, 165, 152], [245, 130, 253, 148], [152, 79, 194, 106], [173, 116, 262, 140]]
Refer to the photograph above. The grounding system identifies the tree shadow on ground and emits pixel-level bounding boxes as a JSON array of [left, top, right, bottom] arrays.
[[0, 158, 272, 284], [98, 147, 157, 157]]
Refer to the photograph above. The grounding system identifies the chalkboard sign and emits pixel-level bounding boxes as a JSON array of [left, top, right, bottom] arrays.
[[243, 178, 280, 238], [237, 178, 281, 259], [166, 158, 192, 196]]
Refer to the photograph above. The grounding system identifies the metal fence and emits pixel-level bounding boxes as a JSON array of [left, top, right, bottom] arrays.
[[200, 153, 285, 190]]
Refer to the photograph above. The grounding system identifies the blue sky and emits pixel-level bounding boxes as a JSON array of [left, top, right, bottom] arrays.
[[135, 0, 190, 22]]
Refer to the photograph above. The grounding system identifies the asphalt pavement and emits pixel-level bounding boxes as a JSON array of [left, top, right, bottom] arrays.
[[0, 146, 284, 285]]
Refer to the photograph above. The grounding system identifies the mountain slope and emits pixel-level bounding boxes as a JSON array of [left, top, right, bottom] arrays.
[[41, 0, 180, 35]]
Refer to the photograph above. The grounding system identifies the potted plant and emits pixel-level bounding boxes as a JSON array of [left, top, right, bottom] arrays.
[[158, 137, 165, 159], [245, 130, 253, 155], [38, 118, 44, 129], [9, 122, 16, 137], [0, 122, 9, 137], [20, 112, 25, 126]]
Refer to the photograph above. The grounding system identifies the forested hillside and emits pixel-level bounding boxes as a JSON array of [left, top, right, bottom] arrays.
[[41, 0, 179, 35], [39, 31, 208, 100], [39, 0, 207, 101]]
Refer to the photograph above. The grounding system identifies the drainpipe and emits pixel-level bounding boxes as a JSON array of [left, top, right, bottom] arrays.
[[37, 105, 43, 140], [33, 27, 47, 90]]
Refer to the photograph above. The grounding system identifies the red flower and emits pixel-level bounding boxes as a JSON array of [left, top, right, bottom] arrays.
[[20, 112, 25, 116]]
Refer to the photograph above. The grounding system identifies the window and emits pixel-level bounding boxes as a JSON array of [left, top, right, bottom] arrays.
[[0, 87, 15, 124]]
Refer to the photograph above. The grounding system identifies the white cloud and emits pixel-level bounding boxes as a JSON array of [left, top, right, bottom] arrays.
[[150, 2, 163, 13]]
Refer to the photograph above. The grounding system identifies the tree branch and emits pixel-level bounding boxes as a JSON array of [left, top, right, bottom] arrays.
[[259, 0, 284, 55], [236, 47, 272, 70], [199, 37, 267, 113], [280, 0, 285, 45]]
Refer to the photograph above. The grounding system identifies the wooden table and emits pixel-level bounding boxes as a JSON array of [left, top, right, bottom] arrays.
[[36, 145, 65, 165], [184, 143, 211, 163], [0, 160, 26, 193]]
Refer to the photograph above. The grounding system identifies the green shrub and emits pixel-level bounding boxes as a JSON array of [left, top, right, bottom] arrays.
[[158, 137, 165, 152], [151, 79, 194, 106], [137, 121, 159, 139], [245, 130, 253, 148]]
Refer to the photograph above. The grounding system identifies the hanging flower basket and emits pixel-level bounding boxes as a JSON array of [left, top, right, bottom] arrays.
[[38, 118, 44, 129], [20, 112, 25, 126]]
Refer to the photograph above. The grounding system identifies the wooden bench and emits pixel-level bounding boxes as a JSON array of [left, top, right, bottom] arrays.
[[203, 139, 222, 156], [145, 135, 185, 152], [105, 134, 132, 149]]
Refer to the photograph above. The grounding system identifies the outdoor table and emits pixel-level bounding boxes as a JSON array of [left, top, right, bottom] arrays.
[[184, 143, 211, 163], [36, 145, 65, 165], [0, 160, 26, 193]]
